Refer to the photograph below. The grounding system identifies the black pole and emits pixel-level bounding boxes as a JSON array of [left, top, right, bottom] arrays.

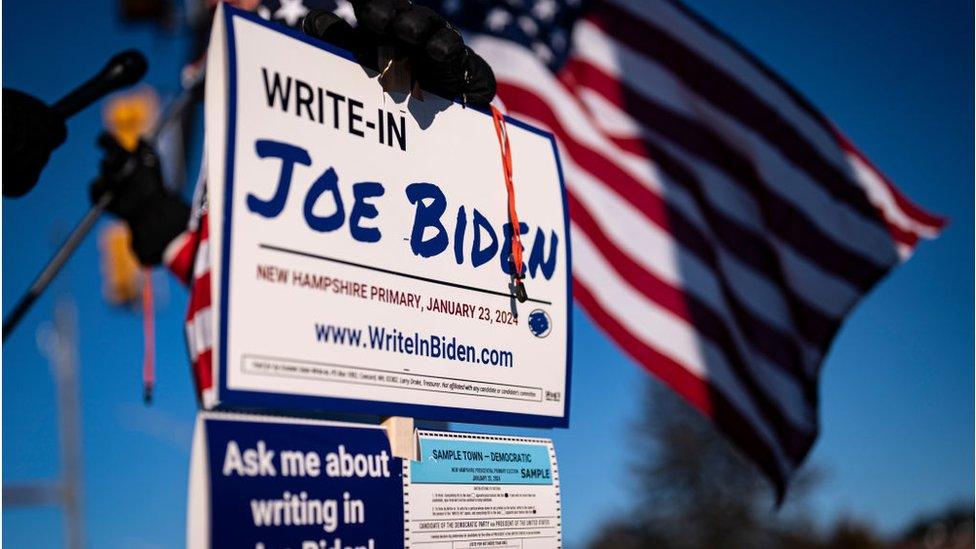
[[2, 194, 112, 342]]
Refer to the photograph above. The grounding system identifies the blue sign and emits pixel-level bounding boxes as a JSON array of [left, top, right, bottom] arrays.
[[203, 416, 404, 549]]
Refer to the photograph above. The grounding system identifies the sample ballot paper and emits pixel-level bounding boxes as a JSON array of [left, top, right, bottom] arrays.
[[404, 431, 562, 548]]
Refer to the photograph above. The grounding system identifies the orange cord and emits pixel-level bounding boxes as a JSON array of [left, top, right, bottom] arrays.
[[490, 105, 527, 301], [142, 268, 155, 403]]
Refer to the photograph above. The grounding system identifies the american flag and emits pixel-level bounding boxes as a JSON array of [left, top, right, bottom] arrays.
[[425, 0, 945, 494], [177, 0, 944, 494]]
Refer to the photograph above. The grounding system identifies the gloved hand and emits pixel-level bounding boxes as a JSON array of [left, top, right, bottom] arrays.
[[90, 133, 190, 266], [2, 88, 68, 198], [302, 0, 496, 106]]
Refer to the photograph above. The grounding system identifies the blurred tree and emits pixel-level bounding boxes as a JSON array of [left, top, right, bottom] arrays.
[[892, 503, 974, 549], [585, 379, 976, 549], [587, 380, 834, 549], [821, 520, 886, 549]]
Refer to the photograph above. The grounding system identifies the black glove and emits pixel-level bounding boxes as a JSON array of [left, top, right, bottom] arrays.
[[90, 133, 190, 266], [2, 89, 68, 198], [302, 0, 496, 106]]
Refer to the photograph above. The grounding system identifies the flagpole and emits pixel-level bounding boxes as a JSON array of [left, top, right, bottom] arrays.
[[2, 195, 112, 342]]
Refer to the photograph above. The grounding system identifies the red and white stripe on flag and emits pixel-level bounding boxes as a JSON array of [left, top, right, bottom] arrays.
[[472, 0, 945, 494], [163, 210, 217, 409]]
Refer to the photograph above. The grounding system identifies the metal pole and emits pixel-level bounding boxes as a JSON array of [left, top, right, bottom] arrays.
[[5, 298, 87, 548], [52, 299, 85, 549], [2, 194, 112, 342]]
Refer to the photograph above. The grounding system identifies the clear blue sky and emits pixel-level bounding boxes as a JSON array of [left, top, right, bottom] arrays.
[[3, 1, 972, 547]]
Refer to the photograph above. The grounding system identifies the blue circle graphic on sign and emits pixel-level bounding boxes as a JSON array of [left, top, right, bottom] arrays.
[[528, 309, 552, 338]]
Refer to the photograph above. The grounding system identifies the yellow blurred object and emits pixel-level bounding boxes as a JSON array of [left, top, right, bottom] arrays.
[[99, 223, 143, 305], [103, 86, 159, 151], [99, 87, 159, 305]]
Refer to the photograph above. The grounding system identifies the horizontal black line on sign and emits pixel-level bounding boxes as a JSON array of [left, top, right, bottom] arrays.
[[259, 243, 553, 305]]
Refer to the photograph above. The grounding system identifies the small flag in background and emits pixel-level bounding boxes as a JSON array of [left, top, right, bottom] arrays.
[[418, 0, 946, 495], [99, 88, 160, 306]]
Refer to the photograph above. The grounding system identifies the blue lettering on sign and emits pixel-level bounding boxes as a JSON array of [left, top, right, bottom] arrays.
[[205, 418, 403, 549], [248, 139, 311, 218], [349, 182, 385, 243], [405, 182, 449, 258], [452, 206, 467, 265], [304, 167, 345, 233], [471, 209, 498, 268], [247, 137, 559, 280], [499, 222, 528, 275]]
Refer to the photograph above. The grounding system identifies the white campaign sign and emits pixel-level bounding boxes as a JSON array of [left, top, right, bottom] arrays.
[[205, 5, 571, 426]]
